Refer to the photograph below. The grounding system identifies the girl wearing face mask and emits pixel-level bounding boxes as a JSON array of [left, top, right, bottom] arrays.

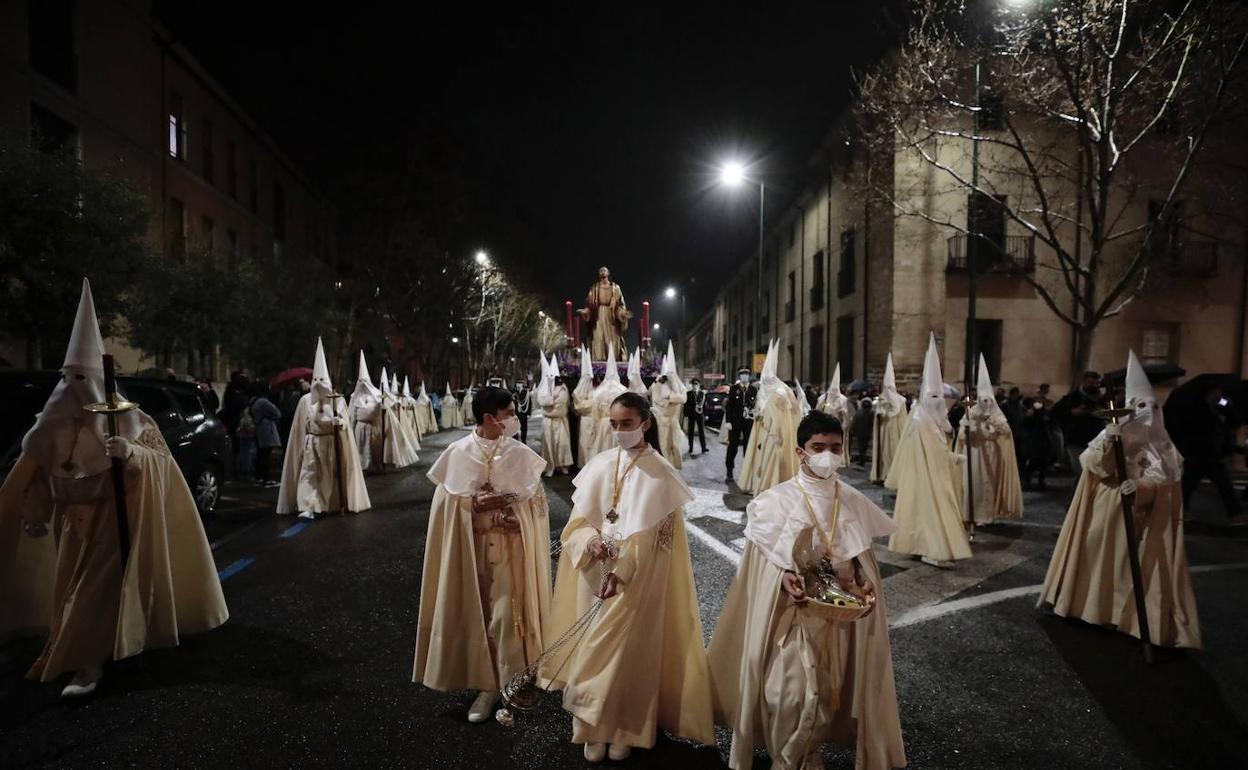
[[415, 386, 552, 724], [543, 392, 714, 763], [708, 411, 904, 770]]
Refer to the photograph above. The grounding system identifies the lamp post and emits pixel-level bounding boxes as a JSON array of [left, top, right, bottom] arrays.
[[719, 160, 765, 358]]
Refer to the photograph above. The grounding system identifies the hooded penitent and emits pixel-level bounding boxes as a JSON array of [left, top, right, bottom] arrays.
[[440, 382, 461, 430], [649, 340, 689, 468], [869, 352, 910, 484], [1039, 349, 1198, 648], [885, 334, 972, 563], [585, 343, 628, 461], [0, 277, 228, 681], [738, 339, 800, 495], [571, 346, 597, 466], [278, 339, 372, 515], [348, 351, 382, 472], [816, 363, 850, 422], [955, 355, 1023, 525], [536, 351, 573, 475], [416, 381, 438, 435]]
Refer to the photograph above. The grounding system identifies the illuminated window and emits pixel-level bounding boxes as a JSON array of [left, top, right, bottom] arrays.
[[168, 92, 186, 159]]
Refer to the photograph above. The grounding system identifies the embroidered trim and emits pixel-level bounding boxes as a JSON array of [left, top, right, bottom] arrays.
[[135, 425, 171, 456], [657, 512, 675, 550]]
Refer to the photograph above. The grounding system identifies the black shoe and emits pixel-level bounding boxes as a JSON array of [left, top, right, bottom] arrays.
[[725, 474, 734, 484]]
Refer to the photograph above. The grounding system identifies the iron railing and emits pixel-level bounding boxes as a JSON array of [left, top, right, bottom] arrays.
[[947, 234, 1036, 273]]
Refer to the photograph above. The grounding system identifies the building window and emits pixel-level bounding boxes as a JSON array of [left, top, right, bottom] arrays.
[[273, 180, 287, 242], [168, 197, 187, 260], [201, 215, 214, 253], [785, 271, 796, 322], [809, 325, 824, 383], [227, 229, 239, 270], [760, 290, 770, 333], [201, 118, 215, 183], [787, 344, 796, 380], [977, 89, 1004, 131], [226, 140, 238, 198], [788, 221, 797, 249], [838, 228, 856, 297], [1141, 325, 1178, 365], [968, 192, 1008, 264], [29, 101, 78, 154], [28, 0, 76, 92], [248, 158, 259, 213], [810, 250, 825, 311], [168, 92, 186, 160], [836, 316, 855, 380]]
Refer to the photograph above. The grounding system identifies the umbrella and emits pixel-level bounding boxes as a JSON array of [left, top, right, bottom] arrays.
[[847, 379, 872, 393], [269, 367, 313, 389], [1103, 361, 1186, 385]]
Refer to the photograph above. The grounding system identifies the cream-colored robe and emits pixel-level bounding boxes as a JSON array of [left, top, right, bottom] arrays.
[[954, 408, 1024, 525], [413, 434, 552, 690], [740, 387, 801, 495], [649, 381, 687, 470], [540, 386, 574, 476], [869, 400, 908, 484], [573, 387, 596, 467], [1038, 435, 1200, 649], [586, 383, 627, 463], [277, 394, 372, 515], [0, 415, 229, 681], [382, 399, 419, 468], [440, 396, 461, 430], [402, 400, 423, 448], [542, 446, 715, 749], [349, 398, 380, 473], [710, 474, 905, 770], [886, 419, 971, 562], [417, 398, 439, 435]]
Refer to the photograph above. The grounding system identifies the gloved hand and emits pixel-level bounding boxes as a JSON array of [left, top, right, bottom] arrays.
[[1106, 421, 1122, 438], [1119, 479, 1137, 497], [332, 416, 345, 427], [105, 436, 133, 460], [952, 452, 967, 466]]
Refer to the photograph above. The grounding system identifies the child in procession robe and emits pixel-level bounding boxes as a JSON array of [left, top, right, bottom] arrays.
[[412, 386, 552, 722], [709, 411, 906, 770], [542, 392, 714, 763], [0, 279, 228, 698]]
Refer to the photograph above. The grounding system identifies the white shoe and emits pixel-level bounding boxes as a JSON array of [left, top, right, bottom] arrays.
[[297, 511, 316, 520], [921, 556, 954, 569], [61, 666, 102, 698], [583, 743, 607, 763], [467, 690, 500, 723], [608, 744, 632, 761]]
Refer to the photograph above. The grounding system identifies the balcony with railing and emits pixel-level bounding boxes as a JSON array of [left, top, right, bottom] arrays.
[[946, 234, 1036, 273], [1152, 239, 1218, 278]]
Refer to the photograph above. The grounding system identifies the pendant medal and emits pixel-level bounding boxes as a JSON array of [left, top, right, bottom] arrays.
[[480, 481, 495, 493], [605, 509, 619, 523]]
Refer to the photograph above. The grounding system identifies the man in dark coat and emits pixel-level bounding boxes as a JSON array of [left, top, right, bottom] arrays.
[[1052, 371, 1108, 472], [685, 378, 709, 454], [724, 367, 757, 483]]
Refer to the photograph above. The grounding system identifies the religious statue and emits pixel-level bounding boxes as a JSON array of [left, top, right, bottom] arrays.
[[578, 266, 632, 361]]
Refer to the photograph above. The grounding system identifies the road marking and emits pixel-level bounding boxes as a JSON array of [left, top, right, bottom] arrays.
[[209, 519, 265, 552], [217, 557, 256, 582], [280, 521, 310, 539], [890, 561, 1248, 629], [684, 516, 741, 566]]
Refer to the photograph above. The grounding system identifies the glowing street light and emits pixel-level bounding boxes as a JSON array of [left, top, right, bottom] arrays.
[[451, 336, 460, 343], [720, 161, 746, 187], [652, 322, 661, 331], [474, 250, 489, 266], [664, 286, 677, 299], [717, 158, 765, 355]]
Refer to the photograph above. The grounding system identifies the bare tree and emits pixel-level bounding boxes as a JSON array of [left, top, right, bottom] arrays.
[[857, 0, 1248, 381]]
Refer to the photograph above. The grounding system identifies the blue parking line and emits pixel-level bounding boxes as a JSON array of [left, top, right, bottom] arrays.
[[280, 521, 310, 539], [217, 557, 256, 582]]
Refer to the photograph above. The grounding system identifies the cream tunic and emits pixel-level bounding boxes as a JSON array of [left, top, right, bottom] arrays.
[[540, 386, 574, 475], [954, 407, 1024, 525], [648, 381, 687, 470], [869, 396, 908, 484], [886, 418, 971, 563], [277, 394, 372, 515], [542, 445, 715, 749]]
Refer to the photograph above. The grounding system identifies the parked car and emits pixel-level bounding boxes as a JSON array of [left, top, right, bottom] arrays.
[[706, 385, 729, 428], [0, 371, 231, 515]]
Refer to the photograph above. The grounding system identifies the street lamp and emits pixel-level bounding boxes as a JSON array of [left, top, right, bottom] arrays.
[[718, 159, 766, 358], [475, 250, 489, 266], [663, 285, 687, 363]]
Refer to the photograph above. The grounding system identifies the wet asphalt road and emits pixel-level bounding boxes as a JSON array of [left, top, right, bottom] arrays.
[[2, 418, 1247, 769]]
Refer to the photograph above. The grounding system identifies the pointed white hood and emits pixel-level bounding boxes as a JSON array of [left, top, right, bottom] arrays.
[[402, 376, 416, 404], [444, 382, 456, 402], [593, 342, 627, 405], [912, 333, 952, 434], [350, 350, 380, 405], [417, 381, 431, 405], [756, 338, 794, 415], [24, 278, 141, 476], [627, 347, 646, 395], [878, 352, 906, 414], [818, 362, 849, 416], [574, 346, 594, 402], [974, 355, 1005, 416], [1120, 349, 1182, 481], [310, 337, 333, 402], [536, 350, 555, 405], [661, 339, 685, 393]]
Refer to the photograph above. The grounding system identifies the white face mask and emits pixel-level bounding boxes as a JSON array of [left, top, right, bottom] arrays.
[[499, 415, 521, 438], [739, 375, 750, 384], [802, 449, 843, 479], [614, 426, 645, 449]]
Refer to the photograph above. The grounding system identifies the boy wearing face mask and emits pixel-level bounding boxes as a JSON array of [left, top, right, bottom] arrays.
[[709, 411, 905, 770], [413, 386, 552, 723]]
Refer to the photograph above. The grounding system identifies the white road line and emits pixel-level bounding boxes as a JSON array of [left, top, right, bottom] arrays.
[[890, 561, 1248, 629], [684, 516, 741, 566]]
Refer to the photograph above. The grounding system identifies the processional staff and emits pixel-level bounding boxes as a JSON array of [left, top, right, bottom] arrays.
[[83, 354, 138, 566]]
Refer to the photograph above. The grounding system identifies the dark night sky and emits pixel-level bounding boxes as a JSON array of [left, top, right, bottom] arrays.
[[154, 2, 898, 331]]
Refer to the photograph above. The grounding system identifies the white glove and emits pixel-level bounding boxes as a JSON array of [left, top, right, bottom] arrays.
[[952, 452, 966, 466], [1119, 479, 1137, 497], [1106, 422, 1122, 438], [332, 417, 345, 427], [105, 436, 133, 460], [723, 422, 732, 432]]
